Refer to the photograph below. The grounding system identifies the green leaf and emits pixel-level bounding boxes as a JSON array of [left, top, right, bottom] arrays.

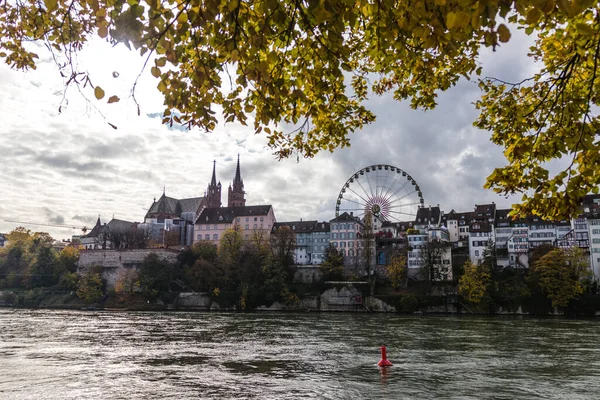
[[151, 66, 161, 78]]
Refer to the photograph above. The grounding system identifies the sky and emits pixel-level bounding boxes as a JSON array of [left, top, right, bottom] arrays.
[[0, 27, 540, 240]]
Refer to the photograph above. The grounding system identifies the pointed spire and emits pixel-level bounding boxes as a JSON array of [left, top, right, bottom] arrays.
[[211, 160, 217, 186], [234, 153, 242, 183]]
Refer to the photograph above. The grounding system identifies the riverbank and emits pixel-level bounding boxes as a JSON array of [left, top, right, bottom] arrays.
[[2, 285, 600, 316]]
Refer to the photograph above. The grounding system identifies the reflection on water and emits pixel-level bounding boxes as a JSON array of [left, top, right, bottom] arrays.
[[1, 309, 600, 399]]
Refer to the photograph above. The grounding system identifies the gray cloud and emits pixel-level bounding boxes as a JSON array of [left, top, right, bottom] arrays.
[[42, 207, 65, 225]]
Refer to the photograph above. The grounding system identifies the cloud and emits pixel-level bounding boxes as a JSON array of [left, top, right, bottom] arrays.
[[0, 30, 543, 239], [42, 207, 65, 225]]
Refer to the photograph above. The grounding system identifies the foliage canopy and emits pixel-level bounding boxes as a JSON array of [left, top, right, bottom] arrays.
[[2, 0, 600, 217]]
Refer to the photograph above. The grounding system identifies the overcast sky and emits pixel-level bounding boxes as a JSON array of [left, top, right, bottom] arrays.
[[0, 29, 539, 240]]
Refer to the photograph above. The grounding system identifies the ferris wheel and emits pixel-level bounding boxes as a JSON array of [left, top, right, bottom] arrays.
[[335, 165, 424, 222]]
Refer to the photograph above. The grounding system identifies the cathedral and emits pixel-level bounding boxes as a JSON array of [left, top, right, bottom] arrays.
[[142, 156, 247, 245]]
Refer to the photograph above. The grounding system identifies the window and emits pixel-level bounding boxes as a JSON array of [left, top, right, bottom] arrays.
[[254, 217, 257, 221], [246, 217, 249, 222], [593, 239, 600, 244], [341, 242, 346, 248], [593, 229, 600, 235], [198, 225, 202, 230], [348, 241, 354, 248], [260, 217, 264, 221], [331, 224, 337, 230], [206, 225, 210, 231], [214, 224, 218, 230], [237, 217, 240, 223], [213, 234, 218, 240], [205, 234, 210, 240], [333, 242, 338, 247], [475, 250, 479, 257], [245, 224, 249, 230], [197, 234, 202, 240], [332, 233, 338, 239], [253, 224, 257, 229], [340, 233, 346, 239]]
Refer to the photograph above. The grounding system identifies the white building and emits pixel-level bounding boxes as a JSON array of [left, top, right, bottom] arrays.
[[582, 195, 600, 281]]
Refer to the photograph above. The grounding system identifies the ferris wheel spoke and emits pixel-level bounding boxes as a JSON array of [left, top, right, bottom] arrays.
[[381, 172, 401, 200], [346, 187, 371, 206], [355, 178, 374, 202], [363, 169, 376, 198], [388, 210, 417, 218], [388, 201, 422, 209], [384, 179, 414, 204], [389, 189, 419, 204]]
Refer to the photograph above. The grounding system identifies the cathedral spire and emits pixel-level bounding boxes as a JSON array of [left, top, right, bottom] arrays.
[[211, 160, 217, 186], [228, 154, 246, 207], [234, 154, 242, 184], [206, 160, 222, 208]]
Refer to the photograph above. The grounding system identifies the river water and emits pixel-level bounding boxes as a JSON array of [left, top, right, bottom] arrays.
[[1, 310, 599, 399]]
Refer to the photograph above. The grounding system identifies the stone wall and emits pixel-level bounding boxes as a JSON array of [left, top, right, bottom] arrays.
[[77, 249, 179, 289], [293, 265, 321, 284]]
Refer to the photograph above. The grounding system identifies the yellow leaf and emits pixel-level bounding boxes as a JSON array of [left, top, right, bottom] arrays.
[[94, 86, 105, 100], [98, 26, 108, 39], [497, 24, 511, 43], [151, 66, 161, 78], [526, 8, 542, 25], [107, 95, 120, 103], [446, 12, 456, 29], [44, 0, 58, 11]]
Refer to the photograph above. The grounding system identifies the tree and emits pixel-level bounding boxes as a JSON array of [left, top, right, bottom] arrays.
[[458, 260, 491, 304], [418, 239, 450, 282], [269, 225, 296, 281], [4, 1, 596, 219], [320, 244, 344, 281], [114, 268, 140, 296], [386, 253, 407, 290], [56, 246, 79, 274], [533, 248, 591, 308], [138, 253, 173, 299], [361, 212, 375, 278], [76, 267, 105, 305]]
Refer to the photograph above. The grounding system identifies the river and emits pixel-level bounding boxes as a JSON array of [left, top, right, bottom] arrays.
[[0, 309, 599, 399]]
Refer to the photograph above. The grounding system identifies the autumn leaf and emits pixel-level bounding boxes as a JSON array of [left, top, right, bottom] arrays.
[[94, 86, 105, 100]]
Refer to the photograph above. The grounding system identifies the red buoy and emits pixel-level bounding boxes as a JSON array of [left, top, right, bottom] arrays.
[[378, 345, 393, 367]]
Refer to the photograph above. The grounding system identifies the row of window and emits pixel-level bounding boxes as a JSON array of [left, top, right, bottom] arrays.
[[530, 232, 555, 238], [472, 240, 489, 247], [529, 225, 555, 230], [593, 229, 600, 235], [331, 223, 356, 231], [589, 220, 600, 226], [331, 241, 362, 248], [332, 232, 356, 239], [237, 216, 264, 223], [197, 234, 219, 240], [471, 232, 491, 237]]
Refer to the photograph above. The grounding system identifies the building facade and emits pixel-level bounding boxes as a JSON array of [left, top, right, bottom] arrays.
[[273, 220, 330, 265]]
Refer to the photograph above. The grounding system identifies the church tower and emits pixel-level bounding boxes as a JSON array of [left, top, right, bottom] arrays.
[[228, 154, 246, 207], [206, 160, 222, 208]]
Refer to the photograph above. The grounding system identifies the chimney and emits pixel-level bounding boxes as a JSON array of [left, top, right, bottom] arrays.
[[350, 212, 353, 216]]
